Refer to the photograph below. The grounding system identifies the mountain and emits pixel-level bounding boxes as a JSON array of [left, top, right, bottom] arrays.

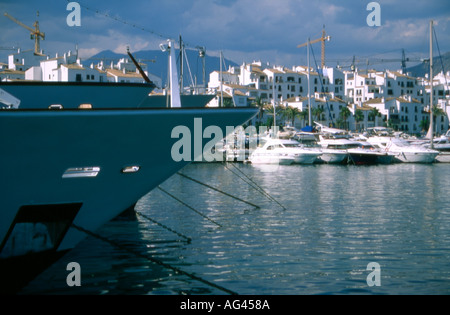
[[84, 49, 239, 86], [406, 51, 450, 78]]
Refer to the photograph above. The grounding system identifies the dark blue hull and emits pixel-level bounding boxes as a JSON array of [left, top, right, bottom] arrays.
[[0, 82, 215, 109], [0, 106, 258, 292]]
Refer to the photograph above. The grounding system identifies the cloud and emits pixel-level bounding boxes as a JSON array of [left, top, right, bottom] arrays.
[[2, 0, 450, 70]]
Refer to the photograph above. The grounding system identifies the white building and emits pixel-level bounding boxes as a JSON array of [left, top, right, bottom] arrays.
[[207, 83, 252, 107], [282, 92, 348, 129], [2, 48, 160, 86], [206, 60, 449, 134], [7, 48, 46, 72], [363, 96, 448, 134]]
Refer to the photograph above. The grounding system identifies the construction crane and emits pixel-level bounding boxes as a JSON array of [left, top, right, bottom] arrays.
[[298, 26, 331, 69], [342, 49, 425, 73], [4, 12, 45, 55]]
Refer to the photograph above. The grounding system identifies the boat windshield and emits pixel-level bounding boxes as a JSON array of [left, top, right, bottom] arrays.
[[392, 139, 409, 147], [283, 143, 302, 148]]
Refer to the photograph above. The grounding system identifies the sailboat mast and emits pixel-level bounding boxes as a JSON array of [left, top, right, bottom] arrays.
[[272, 68, 276, 135], [430, 20, 434, 149], [179, 35, 183, 94], [307, 38, 312, 127]]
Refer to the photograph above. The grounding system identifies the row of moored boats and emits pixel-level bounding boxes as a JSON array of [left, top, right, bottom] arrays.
[[224, 126, 450, 165]]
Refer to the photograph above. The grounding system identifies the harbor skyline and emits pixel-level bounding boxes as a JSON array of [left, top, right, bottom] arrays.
[[1, 1, 450, 69]]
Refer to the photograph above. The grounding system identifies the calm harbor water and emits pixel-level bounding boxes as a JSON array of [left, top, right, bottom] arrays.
[[21, 162, 450, 295]]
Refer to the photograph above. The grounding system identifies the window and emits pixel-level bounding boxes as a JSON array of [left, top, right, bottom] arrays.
[[76, 74, 82, 82]]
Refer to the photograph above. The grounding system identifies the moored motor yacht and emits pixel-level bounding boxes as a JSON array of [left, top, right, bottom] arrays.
[[294, 132, 347, 164], [366, 136, 439, 163], [422, 134, 450, 163], [318, 134, 382, 165], [249, 137, 321, 165]]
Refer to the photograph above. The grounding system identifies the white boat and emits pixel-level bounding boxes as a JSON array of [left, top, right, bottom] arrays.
[[294, 132, 347, 164], [318, 133, 384, 165], [357, 140, 395, 164], [249, 138, 321, 165], [422, 134, 450, 163], [366, 136, 439, 163]]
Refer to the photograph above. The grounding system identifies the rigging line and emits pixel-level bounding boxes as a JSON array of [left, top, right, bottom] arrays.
[[74, 0, 200, 51], [176, 172, 260, 209], [71, 223, 237, 295], [309, 45, 334, 125], [157, 186, 223, 227], [134, 210, 191, 243], [183, 47, 195, 88], [74, 0, 173, 41], [225, 163, 287, 211], [433, 28, 449, 89]]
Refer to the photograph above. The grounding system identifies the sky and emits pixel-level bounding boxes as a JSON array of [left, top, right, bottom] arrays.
[[1, 0, 450, 71]]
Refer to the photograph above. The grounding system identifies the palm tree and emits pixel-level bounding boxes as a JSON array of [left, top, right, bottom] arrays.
[[339, 106, 351, 130], [299, 109, 309, 128], [368, 107, 382, 126], [354, 109, 364, 131], [419, 118, 429, 132], [312, 107, 324, 122], [263, 104, 281, 127], [432, 105, 446, 135], [254, 96, 266, 124], [283, 106, 301, 126]]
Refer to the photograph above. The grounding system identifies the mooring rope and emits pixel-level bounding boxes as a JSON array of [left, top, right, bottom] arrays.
[[225, 163, 288, 211], [71, 223, 238, 295], [176, 172, 260, 209], [157, 186, 222, 227], [134, 210, 191, 243]]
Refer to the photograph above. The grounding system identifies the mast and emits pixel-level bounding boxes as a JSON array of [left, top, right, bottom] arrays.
[[273, 77, 276, 136], [220, 51, 224, 107], [430, 20, 434, 148], [168, 40, 181, 108], [179, 35, 183, 94], [307, 38, 312, 127]]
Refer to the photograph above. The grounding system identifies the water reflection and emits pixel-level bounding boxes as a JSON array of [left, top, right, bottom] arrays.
[[21, 163, 450, 295]]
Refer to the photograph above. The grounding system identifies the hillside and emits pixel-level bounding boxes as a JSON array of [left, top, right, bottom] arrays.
[[84, 49, 239, 86], [406, 51, 450, 77]]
